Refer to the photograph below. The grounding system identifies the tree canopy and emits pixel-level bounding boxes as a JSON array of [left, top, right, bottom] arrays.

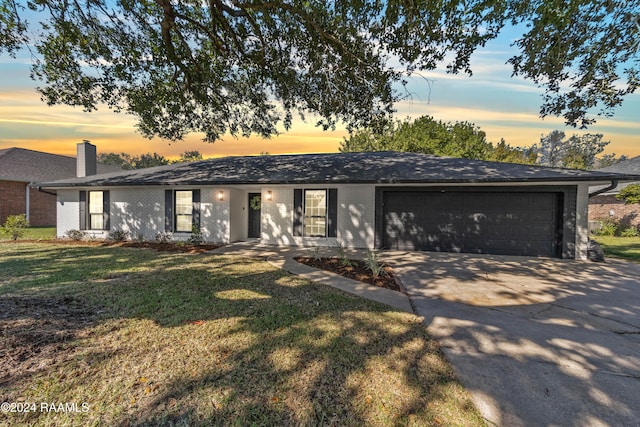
[[1, 1, 638, 142], [177, 150, 204, 163], [340, 115, 535, 163], [340, 116, 630, 169], [531, 130, 616, 170], [97, 150, 205, 169], [97, 152, 169, 169]]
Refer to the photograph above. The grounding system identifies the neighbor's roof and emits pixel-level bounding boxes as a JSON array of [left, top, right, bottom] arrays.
[[597, 156, 640, 174], [591, 156, 640, 195], [0, 147, 122, 183], [38, 151, 640, 188]]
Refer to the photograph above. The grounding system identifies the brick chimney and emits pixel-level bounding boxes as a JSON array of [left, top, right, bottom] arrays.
[[77, 141, 97, 177]]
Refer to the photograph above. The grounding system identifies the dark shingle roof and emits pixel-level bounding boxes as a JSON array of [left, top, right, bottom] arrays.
[[592, 156, 640, 194], [597, 156, 640, 174], [0, 147, 122, 183], [38, 152, 640, 188]]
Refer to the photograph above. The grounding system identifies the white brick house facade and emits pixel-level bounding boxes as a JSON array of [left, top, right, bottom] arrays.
[[43, 152, 639, 260]]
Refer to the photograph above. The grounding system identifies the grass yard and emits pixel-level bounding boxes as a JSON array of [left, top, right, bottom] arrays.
[[0, 243, 484, 427], [0, 227, 56, 241], [591, 235, 640, 262]]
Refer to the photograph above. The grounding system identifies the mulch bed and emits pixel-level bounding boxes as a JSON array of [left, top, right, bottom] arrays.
[[3, 239, 221, 254], [294, 256, 404, 293]]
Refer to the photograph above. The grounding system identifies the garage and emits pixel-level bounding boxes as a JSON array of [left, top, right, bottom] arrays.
[[381, 188, 565, 257]]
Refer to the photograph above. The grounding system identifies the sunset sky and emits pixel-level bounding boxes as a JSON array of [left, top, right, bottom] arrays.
[[1, 24, 639, 160]]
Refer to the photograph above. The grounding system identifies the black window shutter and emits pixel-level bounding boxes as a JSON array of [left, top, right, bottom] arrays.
[[164, 190, 173, 232], [293, 189, 303, 237], [192, 189, 201, 228], [327, 188, 338, 238], [79, 191, 87, 230], [103, 191, 110, 230]]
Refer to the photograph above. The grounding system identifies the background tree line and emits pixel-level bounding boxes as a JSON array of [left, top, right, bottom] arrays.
[[98, 150, 204, 170], [340, 116, 628, 170], [102, 115, 629, 171]]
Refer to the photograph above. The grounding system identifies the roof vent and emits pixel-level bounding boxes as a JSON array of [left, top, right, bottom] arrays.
[[77, 141, 97, 177]]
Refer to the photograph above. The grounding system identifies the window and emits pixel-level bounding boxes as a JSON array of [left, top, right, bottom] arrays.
[[88, 191, 104, 229], [80, 190, 109, 231], [293, 188, 337, 238], [165, 189, 200, 233], [175, 190, 193, 232], [304, 190, 327, 237]]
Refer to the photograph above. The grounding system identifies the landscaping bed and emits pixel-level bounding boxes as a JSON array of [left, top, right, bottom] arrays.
[[294, 256, 403, 293], [2, 239, 221, 253]]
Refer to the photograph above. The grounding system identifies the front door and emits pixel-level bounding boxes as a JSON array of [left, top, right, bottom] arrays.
[[248, 193, 261, 238]]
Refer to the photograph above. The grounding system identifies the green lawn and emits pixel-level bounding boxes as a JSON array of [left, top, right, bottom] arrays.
[[0, 226, 56, 241], [591, 235, 640, 262], [0, 243, 484, 427]]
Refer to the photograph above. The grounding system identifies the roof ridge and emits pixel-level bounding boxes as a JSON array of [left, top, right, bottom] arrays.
[[0, 147, 15, 160]]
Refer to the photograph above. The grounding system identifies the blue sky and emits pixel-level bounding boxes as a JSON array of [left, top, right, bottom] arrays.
[[0, 22, 638, 159]]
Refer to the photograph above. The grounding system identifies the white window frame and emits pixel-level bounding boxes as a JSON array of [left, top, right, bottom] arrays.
[[174, 190, 193, 233], [88, 191, 104, 230], [303, 189, 327, 237]]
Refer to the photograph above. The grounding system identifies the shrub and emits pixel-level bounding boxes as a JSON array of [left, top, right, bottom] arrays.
[[620, 226, 640, 237], [66, 229, 86, 241], [188, 224, 203, 246], [336, 241, 353, 267], [311, 246, 322, 261], [591, 218, 620, 236], [1, 214, 30, 240], [591, 218, 640, 237], [616, 184, 640, 205], [365, 249, 386, 278], [155, 232, 172, 243], [108, 229, 130, 241]]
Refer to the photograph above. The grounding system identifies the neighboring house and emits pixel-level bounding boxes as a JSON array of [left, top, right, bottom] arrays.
[[589, 156, 640, 228], [0, 143, 122, 226], [39, 151, 639, 260]]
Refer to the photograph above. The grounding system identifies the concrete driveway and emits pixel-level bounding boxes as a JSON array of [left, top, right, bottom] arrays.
[[386, 252, 640, 427]]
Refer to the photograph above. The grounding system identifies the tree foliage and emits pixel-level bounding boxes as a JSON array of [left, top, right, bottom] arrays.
[[531, 131, 615, 169], [491, 139, 537, 164], [593, 153, 629, 169], [96, 152, 135, 170], [616, 184, 640, 205], [177, 150, 203, 163], [340, 115, 535, 163], [98, 152, 170, 169], [1, 0, 638, 142], [98, 150, 204, 168]]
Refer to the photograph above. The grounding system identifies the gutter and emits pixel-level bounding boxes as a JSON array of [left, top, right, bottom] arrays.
[[588, 179, 618, 198], [36, 186, 58, 197]]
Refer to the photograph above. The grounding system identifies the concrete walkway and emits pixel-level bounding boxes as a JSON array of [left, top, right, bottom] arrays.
[[211, 242, 640, 426]]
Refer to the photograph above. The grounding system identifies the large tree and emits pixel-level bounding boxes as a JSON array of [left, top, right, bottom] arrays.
[[532, 130, 614, 169], [1, 1, 638, 142]]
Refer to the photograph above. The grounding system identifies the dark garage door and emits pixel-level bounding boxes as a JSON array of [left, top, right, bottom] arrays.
[[382, 190, 563, 257]]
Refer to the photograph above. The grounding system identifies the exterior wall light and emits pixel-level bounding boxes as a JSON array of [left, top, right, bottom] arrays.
[[266, 190, 272, 201], [217, 190, 224, 201]]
